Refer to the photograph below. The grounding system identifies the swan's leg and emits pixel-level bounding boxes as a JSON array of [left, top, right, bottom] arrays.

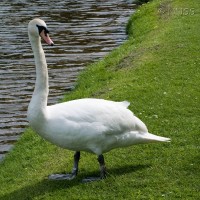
[[48, 151, 80, 180], [70, 151, 81, 177], [82, 154, 107, 183], [98, 154, 107, 179]]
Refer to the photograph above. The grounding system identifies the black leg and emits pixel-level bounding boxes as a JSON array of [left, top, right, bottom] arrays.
[[71, 151, 80, 177], [82, 154, 107, 183], [48, 151, 80, 180], [98, 154, 107, 179]]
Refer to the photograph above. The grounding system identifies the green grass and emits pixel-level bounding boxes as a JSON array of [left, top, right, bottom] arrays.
[[1, 0, 199, 199]]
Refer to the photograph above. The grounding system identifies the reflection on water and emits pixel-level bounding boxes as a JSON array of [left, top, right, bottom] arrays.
[[0, 0, 136, 160]]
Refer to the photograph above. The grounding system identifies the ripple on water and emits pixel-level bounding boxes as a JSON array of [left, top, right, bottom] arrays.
[[0, 0, 136, 157]]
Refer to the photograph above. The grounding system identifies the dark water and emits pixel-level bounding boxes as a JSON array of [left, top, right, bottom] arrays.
[[0, 0, 136, 160]]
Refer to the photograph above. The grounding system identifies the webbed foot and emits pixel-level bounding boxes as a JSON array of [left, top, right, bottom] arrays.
[[81, 176, 105, 183], [48, 151, 80, 181], [48, 173, 76, 180], [82, 154, 107, 183]]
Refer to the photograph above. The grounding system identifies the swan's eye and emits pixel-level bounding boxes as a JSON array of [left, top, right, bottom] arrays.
[[36, 25, 44, 34], [36, 25, 49, 36], [44, 28, 49, 36]]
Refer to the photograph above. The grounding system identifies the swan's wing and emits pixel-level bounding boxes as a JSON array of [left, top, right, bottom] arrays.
[[119, 101, 130, 108], [45, 98, 148, 154], [47, 98, 135, 134]]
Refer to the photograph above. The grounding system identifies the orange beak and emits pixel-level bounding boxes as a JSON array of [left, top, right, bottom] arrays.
[[40, 30, 54, 46]]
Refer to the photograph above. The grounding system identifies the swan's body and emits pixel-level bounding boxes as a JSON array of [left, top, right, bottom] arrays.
[[27, 18, 170, 182], [29, 98, 168, 155]]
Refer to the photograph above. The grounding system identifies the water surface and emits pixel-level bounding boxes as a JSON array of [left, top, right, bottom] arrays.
[[0, 0, 136, 160]]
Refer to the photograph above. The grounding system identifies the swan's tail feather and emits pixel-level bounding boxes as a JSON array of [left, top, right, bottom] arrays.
[[143, 133, 171, 143]]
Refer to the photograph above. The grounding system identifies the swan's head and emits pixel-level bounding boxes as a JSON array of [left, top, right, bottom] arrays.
[[28, 18, 54, 46]]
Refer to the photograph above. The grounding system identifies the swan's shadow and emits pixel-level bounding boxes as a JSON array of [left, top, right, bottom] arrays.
[[106, 163, 150, 177], [1, 164, 150, 200]]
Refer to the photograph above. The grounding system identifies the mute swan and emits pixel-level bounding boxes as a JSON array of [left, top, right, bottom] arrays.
[[27, 18, 170, 182]]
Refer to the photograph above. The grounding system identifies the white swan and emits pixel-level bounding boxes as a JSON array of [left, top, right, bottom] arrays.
[[27, 18, 170, 182]]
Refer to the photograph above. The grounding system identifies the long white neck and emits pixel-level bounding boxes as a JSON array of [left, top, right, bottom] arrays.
[[27, 35, 49, 125]]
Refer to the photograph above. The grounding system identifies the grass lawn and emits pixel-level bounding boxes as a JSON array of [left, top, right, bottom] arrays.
[[0, 0, 199, 199]]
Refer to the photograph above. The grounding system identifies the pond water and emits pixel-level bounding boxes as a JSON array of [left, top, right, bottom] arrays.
[[0, 0, 136, 160]]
